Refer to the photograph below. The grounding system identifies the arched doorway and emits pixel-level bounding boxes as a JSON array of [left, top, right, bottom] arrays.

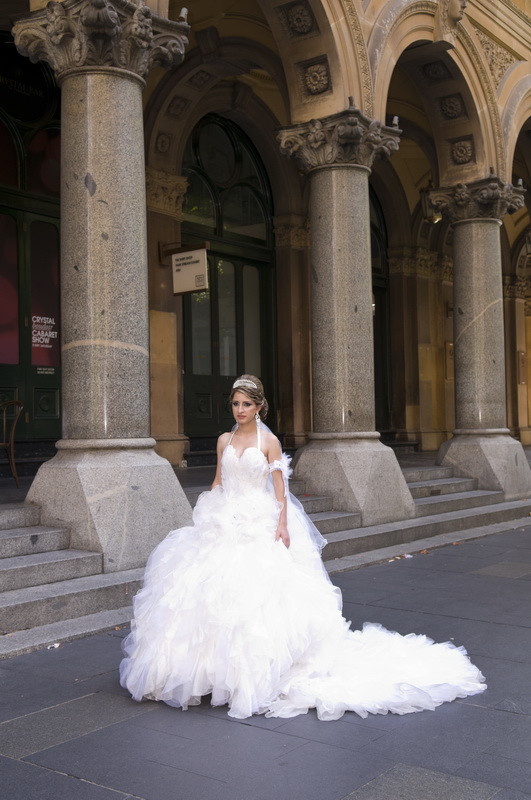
[[180, 114, 275, 447]]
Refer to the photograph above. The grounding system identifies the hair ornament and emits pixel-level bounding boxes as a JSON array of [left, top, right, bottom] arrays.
[[232, 378, 258, 390]]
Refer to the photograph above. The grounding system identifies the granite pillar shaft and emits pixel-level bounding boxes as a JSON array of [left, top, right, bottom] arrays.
[[14, 0, 193, 570], [452, 219, 507, 433], [310, 165, 375, 433], [278, 108, 414, 524], [428, 175, 531, 498], [61, 69, 149, 439]]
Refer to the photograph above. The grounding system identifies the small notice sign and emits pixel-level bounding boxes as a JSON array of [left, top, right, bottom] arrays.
[[172, 249, 209, 294]]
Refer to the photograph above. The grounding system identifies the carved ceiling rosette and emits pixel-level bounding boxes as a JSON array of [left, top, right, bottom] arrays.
[[426, 175, 526, 223], [12, 0, 189, 81], [278, 105, 401, 172]]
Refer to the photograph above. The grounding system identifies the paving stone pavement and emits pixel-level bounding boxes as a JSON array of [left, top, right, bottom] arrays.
[[1, 526, 531, 800]]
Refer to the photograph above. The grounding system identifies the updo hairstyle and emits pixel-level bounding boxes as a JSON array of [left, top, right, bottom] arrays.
[[229, 374, 269, 421]]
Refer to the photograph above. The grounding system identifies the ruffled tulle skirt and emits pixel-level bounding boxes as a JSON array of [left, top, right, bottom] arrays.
[[120, 486, 486, 720]]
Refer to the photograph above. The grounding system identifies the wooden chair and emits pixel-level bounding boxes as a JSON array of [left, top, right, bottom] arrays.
[[0, 400, 23, 488]]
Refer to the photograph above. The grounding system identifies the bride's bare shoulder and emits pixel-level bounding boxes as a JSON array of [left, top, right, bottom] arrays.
[[217, 432, 232, 450], [263, 431, 281, 456]]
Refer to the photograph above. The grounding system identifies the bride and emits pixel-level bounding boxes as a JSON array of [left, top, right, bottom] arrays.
[[120, 375, 486, 721]]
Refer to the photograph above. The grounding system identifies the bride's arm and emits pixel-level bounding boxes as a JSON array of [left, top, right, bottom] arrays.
[[267, 436, 290, 549], [211, 433, 230, 489]]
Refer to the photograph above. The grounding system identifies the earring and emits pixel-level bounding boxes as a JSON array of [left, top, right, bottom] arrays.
[[255, 412, 260, 423]]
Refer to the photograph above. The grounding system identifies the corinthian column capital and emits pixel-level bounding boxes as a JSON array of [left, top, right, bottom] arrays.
[[425, 174, 525, 224], [12, 0, 189, 82], [146, 169, 188, 218], [277, 104, 401, 173]]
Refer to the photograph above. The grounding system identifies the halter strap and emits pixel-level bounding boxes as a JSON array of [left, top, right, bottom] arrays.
[[228, 418, 261, 450]]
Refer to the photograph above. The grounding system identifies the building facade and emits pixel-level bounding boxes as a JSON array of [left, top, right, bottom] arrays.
[[1, 0, 530, 563]]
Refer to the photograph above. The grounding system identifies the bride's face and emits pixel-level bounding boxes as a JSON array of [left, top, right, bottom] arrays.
[[231, 391, 261, 426]]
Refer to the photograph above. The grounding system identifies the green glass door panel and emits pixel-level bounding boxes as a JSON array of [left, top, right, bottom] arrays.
[[183, 252, 272, 439]]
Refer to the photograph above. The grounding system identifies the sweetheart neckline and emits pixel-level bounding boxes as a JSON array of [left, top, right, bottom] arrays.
[[225, 444, 267, 462]]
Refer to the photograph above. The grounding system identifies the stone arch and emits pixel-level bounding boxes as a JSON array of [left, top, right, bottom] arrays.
[[256, 0, 370, 120], [370, 0, 503, 182], [144, 54, 303, 218], [501, 76, 531, 179]]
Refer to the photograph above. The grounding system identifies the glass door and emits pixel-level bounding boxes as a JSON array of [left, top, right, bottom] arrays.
[[0, 207, 61, 440], [183, 253, 270, 438]]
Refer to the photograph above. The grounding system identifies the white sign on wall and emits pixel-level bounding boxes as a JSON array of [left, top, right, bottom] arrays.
[[172, 248, 209, 294]]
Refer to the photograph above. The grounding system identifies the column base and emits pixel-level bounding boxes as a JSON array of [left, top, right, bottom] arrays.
[[293, 433, 416, 525], [153, 434, 189, 467], [436, 432, 531, 500], [26, 439, 193, 573]]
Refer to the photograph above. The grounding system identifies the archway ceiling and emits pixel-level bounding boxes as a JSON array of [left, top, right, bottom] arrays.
[[392, 43, 488, 187]]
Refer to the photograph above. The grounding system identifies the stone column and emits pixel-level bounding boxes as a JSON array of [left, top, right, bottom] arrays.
[[502, 275, 529, 442], [427, 177, 531, 498], [13, 0, 193, 571], [278, 107, 415, 524]]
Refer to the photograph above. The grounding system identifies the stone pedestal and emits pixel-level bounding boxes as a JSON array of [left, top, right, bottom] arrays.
[[27, 440, 192, 572], [13, 0, 191, 569], [279, 108, 415, 524], [295, 434, 415, 522], [428, 178, 531, 498]]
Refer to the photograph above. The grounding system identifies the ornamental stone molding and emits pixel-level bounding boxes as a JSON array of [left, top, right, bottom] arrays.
[[273, 216, 309, 249], [474, 27, 519, 88], [388, 255, 416, 277], [451, 137, 474, 165], [502, 275, 528, 300], [146, 169, 188, 218], [388, 249, 451, 281], [441, 256, 454, 283], [12, 0, 189, 82], [434, 0, 468, 44], [426, 175, 526, 224], [276, 2, 317, 39], [278, 106, 401, 173], [525, 299, 531, 317]]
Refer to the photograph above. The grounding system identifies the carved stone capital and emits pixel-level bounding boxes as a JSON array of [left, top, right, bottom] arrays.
[[503, 275, 528, 300], [13, 0, 189, 82], [273, 215, 309, 249], [441, 256, 454, 283], [426, 175, 526, 224], [146, 169, 188, 218], [278, 106, 401, 173]]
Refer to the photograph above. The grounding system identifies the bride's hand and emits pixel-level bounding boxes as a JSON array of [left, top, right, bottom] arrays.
[[275, 524, 290, 548]]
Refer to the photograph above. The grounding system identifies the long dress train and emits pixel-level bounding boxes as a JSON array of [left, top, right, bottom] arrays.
[[120, 431, 486, 721]]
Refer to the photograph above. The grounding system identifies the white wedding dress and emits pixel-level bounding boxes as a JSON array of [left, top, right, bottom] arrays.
[[120, 429, 486, 721]]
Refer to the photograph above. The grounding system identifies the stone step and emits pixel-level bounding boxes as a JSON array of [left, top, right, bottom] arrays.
[[0, 549, 103, 592], [0, 503, 40, 531], [309, 510, 362, 534], [407, 476, 478, 498], [0, 606, 133, 659], [401, 466, 454, 483], [322, 498, 531, 561], [325, 515, 531, 575], [414, 489, 504, 517], [0, 568, 143, 635], [0, 526, 70, 558]]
